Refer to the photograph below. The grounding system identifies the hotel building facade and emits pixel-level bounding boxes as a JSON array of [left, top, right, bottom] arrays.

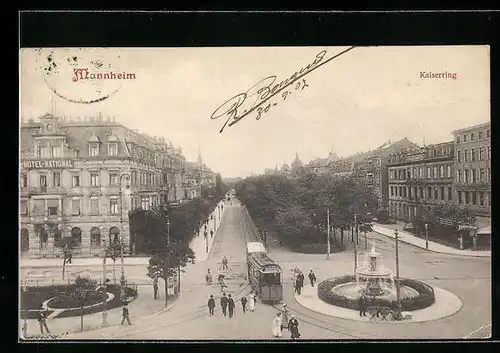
[[20, 114, 209, 259]]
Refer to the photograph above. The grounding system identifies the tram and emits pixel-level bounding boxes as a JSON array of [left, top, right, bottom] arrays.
[[246, 241, 283, 303]]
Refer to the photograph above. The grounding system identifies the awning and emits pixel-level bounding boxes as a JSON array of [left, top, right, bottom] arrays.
[[477, 226, 491, 235]]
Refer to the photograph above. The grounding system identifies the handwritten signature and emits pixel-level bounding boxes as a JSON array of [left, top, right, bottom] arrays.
[[211, 46, 356, 133]]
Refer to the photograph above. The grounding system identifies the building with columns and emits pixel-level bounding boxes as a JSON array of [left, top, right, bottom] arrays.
[[20, 113, 197, 258]]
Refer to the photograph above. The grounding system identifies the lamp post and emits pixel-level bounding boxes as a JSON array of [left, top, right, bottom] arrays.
[[424, 223, 429, 250], [326, 208, 331, 260], [204, 224, 208, 253], [119, 173, 130, 301], [354, 213, 358, 275], [101, 248, 108, 326], [394, 229, 402, 319]]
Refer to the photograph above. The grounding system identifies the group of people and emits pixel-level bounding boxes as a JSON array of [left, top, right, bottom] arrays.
[[207, 290, 257, 318], [292, 269, 317, 295], [272, 304, 301, 339]]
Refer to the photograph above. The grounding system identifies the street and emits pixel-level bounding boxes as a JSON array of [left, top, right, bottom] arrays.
[[22, 200, 491, 340]]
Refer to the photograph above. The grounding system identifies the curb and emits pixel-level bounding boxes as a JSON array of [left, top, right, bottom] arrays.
[[372, 227, 490, 258]]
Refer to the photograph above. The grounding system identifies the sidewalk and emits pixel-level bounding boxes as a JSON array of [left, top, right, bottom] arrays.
[[372, 223, 491, 257], [189, 200, 227, 262], [20, 257, 150, 269]]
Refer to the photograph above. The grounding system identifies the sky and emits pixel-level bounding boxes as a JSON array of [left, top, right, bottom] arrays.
[[20, 46, 490, 178]]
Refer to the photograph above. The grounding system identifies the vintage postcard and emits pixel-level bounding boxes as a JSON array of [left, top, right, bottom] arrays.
[[19, 46, 491, 340]]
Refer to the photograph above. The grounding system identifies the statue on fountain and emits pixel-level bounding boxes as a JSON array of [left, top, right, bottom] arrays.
[[356, 241, 394, 297]]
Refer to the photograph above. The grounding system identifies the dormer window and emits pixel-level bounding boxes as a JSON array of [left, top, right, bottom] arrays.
[[107, 135, 119, 156], [37, 141, 49, 158], [88, 134, 100, 156], [52, 144, 62, 157]]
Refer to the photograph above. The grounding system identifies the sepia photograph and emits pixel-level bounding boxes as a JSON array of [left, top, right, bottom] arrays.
[[19, 45, 491, 341]]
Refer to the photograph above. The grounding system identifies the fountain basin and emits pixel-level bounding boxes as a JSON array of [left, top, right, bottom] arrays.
[[332, 282, 419, 301]]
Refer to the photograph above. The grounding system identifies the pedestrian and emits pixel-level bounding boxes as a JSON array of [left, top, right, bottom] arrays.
[[37, 309, 50, 335], [153, 278, 159, 299], [288, 315, 300, 340], [206, 269, 213, 285], [272, 312, 283, 338], [240, 296, 247, 313], [281, 304, 290, 331], [220, 293, 228, 316], [248, 291, 256, 312], [295, 273, 304, 295], [210, 229, 214, 238], [358, 293, 367, 317], [207, 295, 215, 316], [222, 256, 229, 270], [227, 294, 235, 318], [308, 269, 317, 287], [121, 303, 131, 325]]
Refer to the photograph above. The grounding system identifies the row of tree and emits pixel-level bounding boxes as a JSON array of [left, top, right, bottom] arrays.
[[235, 173, 378, 247]]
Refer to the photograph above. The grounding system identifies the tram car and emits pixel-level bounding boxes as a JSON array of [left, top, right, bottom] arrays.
[[246, 242, 283, 303]]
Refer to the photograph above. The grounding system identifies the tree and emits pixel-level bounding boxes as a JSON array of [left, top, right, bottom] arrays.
[[57, 236, 74, 280], [146, 240, 195, 307], [106, 241, 122, 284], [68, 276, 98, 331]]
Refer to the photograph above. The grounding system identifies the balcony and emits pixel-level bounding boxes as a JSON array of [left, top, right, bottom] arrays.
[[455, 181, 490, 190], [28, 186, 67, 195]]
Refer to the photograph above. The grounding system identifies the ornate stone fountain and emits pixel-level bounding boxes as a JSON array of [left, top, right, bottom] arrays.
[[355, 241, 394, 296]]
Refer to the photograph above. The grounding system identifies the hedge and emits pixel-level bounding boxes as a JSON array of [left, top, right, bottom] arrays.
[[291, 242, 346, 254], [317, 276, 435, 311]]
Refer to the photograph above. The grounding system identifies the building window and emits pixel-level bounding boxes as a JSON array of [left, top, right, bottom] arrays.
[[427, 167, 431, 179], [479, 168, 485, 182], [434, 188, 438, 200], [464, 149, 468, 162], [488, 168, 491, 182], [471, 149, 476, 161], [390, 186, 394, 196], [433, 167, 438, 179], [72, 175, 80, 187], [471, 133, 475, 141], [456, 136, 460, 143], [487, 146, 491, 159], [71, 227, 82, 246], [464, 169, 469, 183], [48, 206, 58, 216], [39, 174, 47, 190], [109, 173, 118, 186], [457, 191, 462, 204], [90, 173, 100, 186], [52, 145, 62, 157], [419, 168, 424, 179], [446, 165, 451, 178], [479, 131, 483, 139], [37, 142, 49, 158], [71, 198, 80, 215], [464, 191, 470, 204], [479, 191, 485, 206], [108, 143, 118, 156], [463, 134, 467, 142], [89, 144, 99, 156], [486, 129, 490, 138], [448, 187, 452, 201], [21, 174, 28, 188], [394, 187, 398, 197], [20, 200, 28, 215], [440, 187, 445, 200], [90, 227, 101, 247], [408, 187, 412, 198], [471, 169, 476, 183], [457, 150, 461, 163], [479, 147, 485, 160], [53, 172, 61, 187], [109, 227, 120, 245], [90, 197, 99, 215], [471, 191, 477, 205], [110, 199, 119, 214], [486, 191, 490, 206], [439, 166, 444, 178], [32, 200, 45, 216], [419, 187, 424, 198], [141, 197, 150, 210]]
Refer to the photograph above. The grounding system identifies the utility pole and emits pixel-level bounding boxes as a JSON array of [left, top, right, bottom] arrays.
[[165, 219, 171, 308], [394, 229, 402, 319], [101, 249, 107, 326], [354, 213, 358, 275], [326, 208, 331, 259], [425, 223, 429, 250]]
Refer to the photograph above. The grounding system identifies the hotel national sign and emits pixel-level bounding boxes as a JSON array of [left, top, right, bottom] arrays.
[[21, 160, 74, 169]]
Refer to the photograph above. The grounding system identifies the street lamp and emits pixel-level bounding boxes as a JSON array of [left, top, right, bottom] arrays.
[[394, 229, 402, 319], [354, 213, 358, 275], [119, 173, 130, 301], [326, 208, 331, 260], [424, 223, 429, 250], [204, 224, 208, 253], [101, 248, 108, 326]]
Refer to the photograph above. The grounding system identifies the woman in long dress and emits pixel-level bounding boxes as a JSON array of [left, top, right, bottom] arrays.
[[248, 292, 255, 312], [272, 312, 283, 338], [281, 304, 290, 331]]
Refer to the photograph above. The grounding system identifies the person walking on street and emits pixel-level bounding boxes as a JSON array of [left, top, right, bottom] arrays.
[[308, 270, 317, 287], [358, 293, 367, 317], [240, 296, 248, 313], [207, 295, 216, 316], [295, 272, 304, 295], [210, 229, 214, 238], [153, 278, 159, 300], [281, 304, 290, 331], [248, 291, 256, 312], [288, 315, 300, 340], [220, 293, 228, 316], [272, 312, 283, 338], [222, 256, 229, 270], [121, 304, 131, 325], [206, 269, 213, 285], [37, 309, 50, 335], [227, 294, 235, 318]]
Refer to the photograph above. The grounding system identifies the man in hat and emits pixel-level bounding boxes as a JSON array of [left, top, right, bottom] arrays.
[[240, 295, 248, 313], [308, 269, 317, 287], [227, 294, 235, 318], [37, 309, 50, 335], [288, 315, 300, 340], [121, 303, 131, 325], [220, 293, 228, 316], [207, 295, 216, 316]]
